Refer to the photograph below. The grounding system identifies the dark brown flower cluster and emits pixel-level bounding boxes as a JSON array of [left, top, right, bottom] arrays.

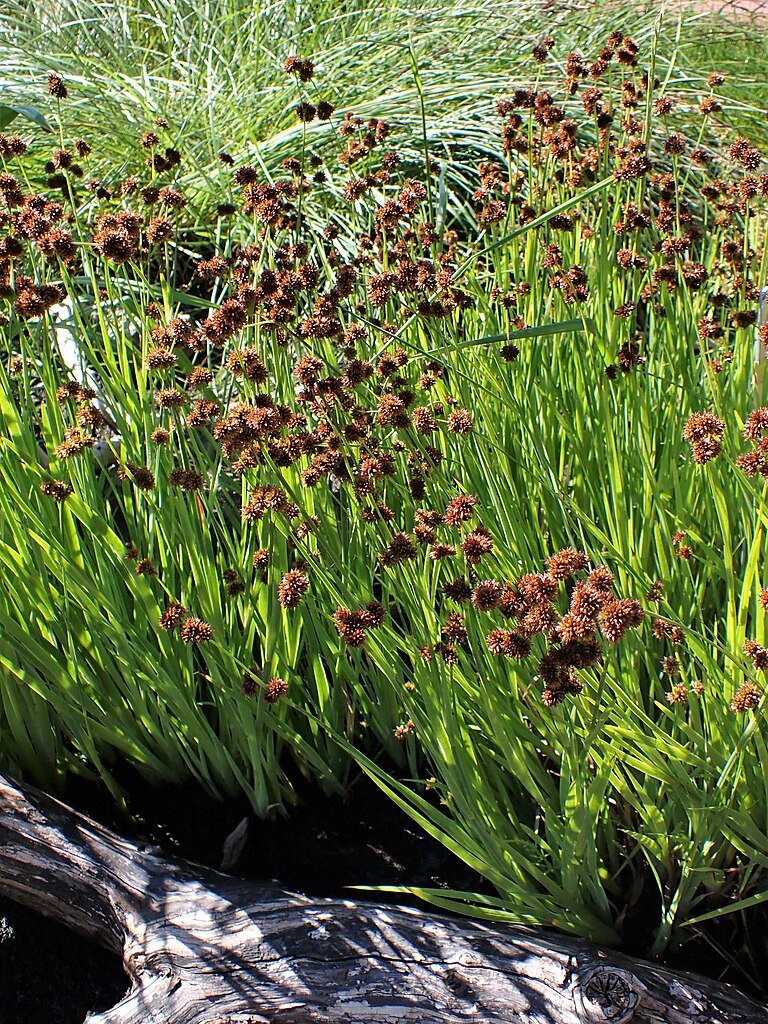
[[159, 602, 187, 631], [333, 600, 385, 648], [179, 617, 213, 643], [744, 639, 768, 671], [683, 411, 725, 465], [283, 56, 314, 81], [731, 681, 761, 713], [263, 677, 289, 704], [425, 546, 643, 705], [277, 568, 310, 609], [736, 408, 768, 480]]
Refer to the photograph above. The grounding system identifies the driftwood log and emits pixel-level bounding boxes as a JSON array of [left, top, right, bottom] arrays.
[[0, 773, 766, 1024]]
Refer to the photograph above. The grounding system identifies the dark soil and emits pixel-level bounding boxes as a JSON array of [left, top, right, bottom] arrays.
[[0, 898, 128, 1024], [1, 768, 767, 1023]]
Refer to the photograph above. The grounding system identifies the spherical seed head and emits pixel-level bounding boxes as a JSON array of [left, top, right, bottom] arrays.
[[155, 388, 186, 410], [541, 687, 567, 708], [150, 427, 171, 445], [461, 527, 493, 564], [546, 547, 588, 580], [252, 549, 269, 572], [241, 668, 260, 697], [159, 602, 186, 631], [662, 132, 686, 156], [447, 409, 474, 434], [486, 628, 511, 656], [559, 636, 602, 669], [683, 412, 725, 458], [522, 602, 558, 635], [0, 135, 28, 158], [146, 346, 177, 370], [283, 56, 314, 82], [506, 630, 532, 659], [39, 479, 73, 501], [429, 543, 456, 561], [124, 463, 155, 491], [759, 588, 768, 611], [517, 572, 558, 607], [412, 406, 437, 434], [731, 681, 761, 713], [55, 427, 92, 460], [379, 532, 417, 567], [362, 600, 386, 628], [437, 642, 457, 665], [296, 102, 317, 123], [666, 683, 688, 705], [444, 493, 478, 527], [338, 625, 368, 648], [728, 137, 761, 171], [187, 367, 214, 390], [472, 580, 502, 611], [264, 678, 289, 704], [442, 612, 467, 645], [570, 581, 608, 620], [690, 436, 723, 465], [745, 640, 768, 670], [443, 578, 472, 602], [233, 165, 259, 186], [557, 610, 595, 643], [48, 73, 67, 99], [278, 569, 309, 609], [224, 569, 244, 597], [599, 598, 644, 642], [744, 408, 768, 440], [146, 216, 173, 245], [180, 617, 213, 643], [586, 566, 614, 592]]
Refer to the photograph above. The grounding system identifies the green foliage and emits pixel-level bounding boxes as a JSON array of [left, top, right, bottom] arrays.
[[0, 101, 51, 132], [2, 0, 768, 967]]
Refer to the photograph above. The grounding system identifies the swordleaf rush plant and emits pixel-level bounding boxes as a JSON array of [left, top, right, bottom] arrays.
[[2, 17, 768, 966]]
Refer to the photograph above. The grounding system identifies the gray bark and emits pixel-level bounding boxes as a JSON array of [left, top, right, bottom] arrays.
[[0, 772, 765, 1024]]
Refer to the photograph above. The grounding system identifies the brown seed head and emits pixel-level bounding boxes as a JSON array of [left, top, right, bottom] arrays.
[[264, 678, 289, 704], [159, 602, 186, 631], [731, 681, 761, 713], [48, 73, 67, 99], [180, 617, 213, 643], [278, 568, 309, 608]]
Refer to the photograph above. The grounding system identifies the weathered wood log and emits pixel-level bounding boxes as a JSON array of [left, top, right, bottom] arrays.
[[0, 772, 765, 1024]]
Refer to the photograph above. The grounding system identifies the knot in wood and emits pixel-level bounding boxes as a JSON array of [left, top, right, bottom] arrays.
[[575, 965, 640, 1023]]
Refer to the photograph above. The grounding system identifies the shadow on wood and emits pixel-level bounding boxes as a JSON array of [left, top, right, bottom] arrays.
[[0, 772, 765, 1024]]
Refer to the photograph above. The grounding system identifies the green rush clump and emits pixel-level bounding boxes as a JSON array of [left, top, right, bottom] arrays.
[[2, 23, 768, 962]]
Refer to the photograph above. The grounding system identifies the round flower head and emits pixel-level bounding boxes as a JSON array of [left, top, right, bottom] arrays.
[[48, 73, 67, 99], [278, 569, 309, 609], [180, 617, 213, 643]]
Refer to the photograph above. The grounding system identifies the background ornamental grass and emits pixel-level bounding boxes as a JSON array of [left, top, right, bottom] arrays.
[[3, 0, 768, 978]]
